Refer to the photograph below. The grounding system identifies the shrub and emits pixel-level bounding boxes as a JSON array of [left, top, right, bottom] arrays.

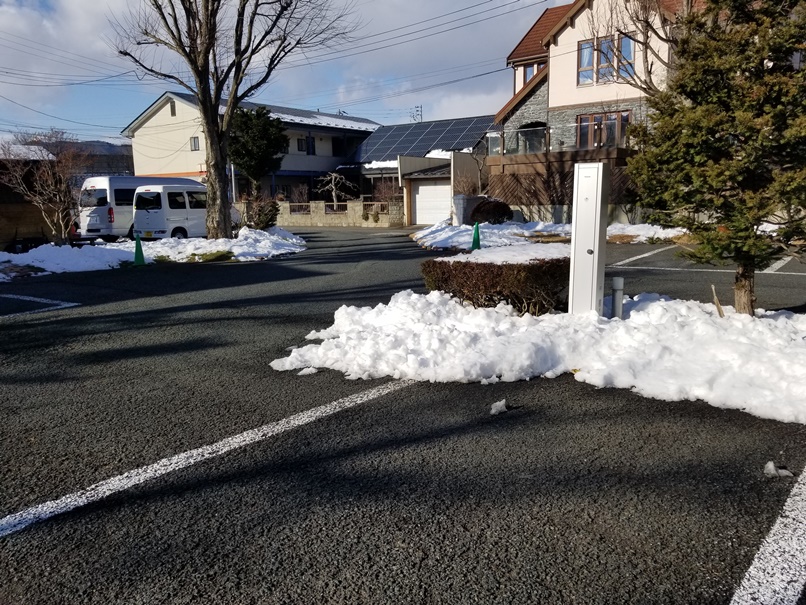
[[470, 198, 513, 225], [421, 257, 569, 315], [248, 195, 280, 230]]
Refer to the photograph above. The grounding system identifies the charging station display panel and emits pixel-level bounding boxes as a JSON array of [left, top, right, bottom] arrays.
[[569, 163, 610, 315]]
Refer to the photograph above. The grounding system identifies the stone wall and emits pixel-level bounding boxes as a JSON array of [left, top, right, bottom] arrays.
[[504, 80, 549, 130], [547, 98, 648, 149], [277, 199, 404, 228]]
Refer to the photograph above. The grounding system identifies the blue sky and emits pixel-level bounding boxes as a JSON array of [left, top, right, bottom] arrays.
[[0, 0, 559, 143]]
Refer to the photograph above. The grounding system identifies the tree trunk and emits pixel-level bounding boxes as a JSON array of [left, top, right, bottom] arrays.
[[734, 263, 756, 315], [202, 111, 232, 239]]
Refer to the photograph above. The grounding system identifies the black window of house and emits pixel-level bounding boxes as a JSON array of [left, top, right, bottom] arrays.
[[577, 111, 631, 148]]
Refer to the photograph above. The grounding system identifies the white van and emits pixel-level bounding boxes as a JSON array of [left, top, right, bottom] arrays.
[[132, 183, 209, 240], [76, 176, 201, 242]]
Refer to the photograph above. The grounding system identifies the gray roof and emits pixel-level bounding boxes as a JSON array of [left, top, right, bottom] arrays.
[[122, 91, 379, 137]]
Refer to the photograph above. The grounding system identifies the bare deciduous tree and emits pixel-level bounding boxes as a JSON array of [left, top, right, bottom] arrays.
[[0, 130, 88, 245], [316, 172, 357, 209], [114, 0, 356, 238]]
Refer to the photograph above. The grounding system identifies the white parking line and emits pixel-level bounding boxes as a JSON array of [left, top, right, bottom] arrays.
[[730, 471, 806, 605], [762, 257, 793, 274], [0, 294, 80, 318], [0, 380, 414, 538], [610, 245, 678, 267], [615, 266, 806, 277]]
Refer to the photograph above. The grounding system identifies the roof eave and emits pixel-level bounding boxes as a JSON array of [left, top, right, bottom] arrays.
[[541, 0, 591, 47], [494, 66, 549, 125], [506, 51, 549, 67], [120, 91, 196, 138]]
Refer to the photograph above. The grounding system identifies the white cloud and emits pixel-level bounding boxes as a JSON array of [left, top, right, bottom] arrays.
[[0, 0, 562, 136]]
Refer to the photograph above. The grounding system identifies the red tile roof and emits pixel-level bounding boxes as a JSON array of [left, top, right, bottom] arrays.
[[507, 4, 573, 65]]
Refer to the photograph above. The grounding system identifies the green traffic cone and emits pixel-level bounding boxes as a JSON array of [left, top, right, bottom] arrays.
[[471, 222, 481, 251], [134, 234, 145, 266]]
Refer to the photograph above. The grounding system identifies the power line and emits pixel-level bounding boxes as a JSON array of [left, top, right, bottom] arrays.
[[279, 0, 535, 70], [0, 94, 123, 129]]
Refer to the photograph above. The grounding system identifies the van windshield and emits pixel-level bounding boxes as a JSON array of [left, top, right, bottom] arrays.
[[79, 189, 108, 207], [134, 191, 162, 211]]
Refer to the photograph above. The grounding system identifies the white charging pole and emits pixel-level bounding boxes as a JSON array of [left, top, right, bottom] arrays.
[[569, 162, 610, 315]]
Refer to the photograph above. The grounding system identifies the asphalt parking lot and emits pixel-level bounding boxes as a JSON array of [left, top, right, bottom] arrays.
[[1, 230, 805, 604]]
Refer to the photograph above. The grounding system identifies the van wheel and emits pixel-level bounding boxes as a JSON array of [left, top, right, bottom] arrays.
[[171, 228, 188, 239]]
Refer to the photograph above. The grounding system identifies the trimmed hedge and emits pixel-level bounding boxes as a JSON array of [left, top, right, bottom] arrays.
[[422, 257, 570, 315]]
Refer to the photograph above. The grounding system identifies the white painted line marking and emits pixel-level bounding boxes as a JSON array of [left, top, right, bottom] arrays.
[[730, 471, 806, 605], [762, 257, 793, 274], [610, 245, 678, 267], [0, 380, 413, 538], [614, 266, 806, 277], [0, 294, 80, 318]]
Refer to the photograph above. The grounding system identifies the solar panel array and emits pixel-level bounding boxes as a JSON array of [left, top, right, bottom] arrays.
[[355, 115, 496, 163]]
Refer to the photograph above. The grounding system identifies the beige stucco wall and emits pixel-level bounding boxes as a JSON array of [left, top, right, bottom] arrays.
[[547, 0, 669, 109], [514, 63, 541, 93], [277, 200, 404, 228], [131, 98, 207, 178]]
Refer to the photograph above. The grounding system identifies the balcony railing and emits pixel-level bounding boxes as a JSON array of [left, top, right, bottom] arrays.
[[487, 121, 630, 156], [324, 202, 348, 213], [289, 202, 311, 214]]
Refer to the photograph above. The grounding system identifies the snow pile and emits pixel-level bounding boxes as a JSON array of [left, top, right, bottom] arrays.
[[413, 219, 686, 250], [0, 227, 305, 279], [271, 291, 806, 425], [606, 223, 687, 241], [104, 226, 305, 262], [0, 244, 134, 278], [414, 221, 537, 249]]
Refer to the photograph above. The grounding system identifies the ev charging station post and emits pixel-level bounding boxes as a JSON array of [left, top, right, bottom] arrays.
[[569, 162, 610, 316]]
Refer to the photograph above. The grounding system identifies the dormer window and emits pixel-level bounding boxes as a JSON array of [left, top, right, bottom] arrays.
[[525, 64, 535, 81]]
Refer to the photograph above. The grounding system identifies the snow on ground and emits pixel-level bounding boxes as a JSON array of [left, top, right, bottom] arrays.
[[438, 243, 570, 264], [272, 235, 804, 425], [413, 219, 686, 250], [0, 227, 305, 281], [271, 290, 806, 425]]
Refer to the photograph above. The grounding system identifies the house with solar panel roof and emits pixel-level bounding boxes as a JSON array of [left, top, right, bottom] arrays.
[[344, 115, 495, 225]]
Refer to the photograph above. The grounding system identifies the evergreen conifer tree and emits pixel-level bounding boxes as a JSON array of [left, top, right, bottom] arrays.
[[228, 107, 288, 229], [628, 0, 806, 314]]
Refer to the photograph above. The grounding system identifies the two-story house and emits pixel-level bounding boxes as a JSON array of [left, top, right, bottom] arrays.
[[121, 92, 379, 198], [488, 0, 674, 220]]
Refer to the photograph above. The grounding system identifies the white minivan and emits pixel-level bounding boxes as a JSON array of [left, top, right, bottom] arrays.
[[76, 176, 201, 242], [132, 183, 209, 240]]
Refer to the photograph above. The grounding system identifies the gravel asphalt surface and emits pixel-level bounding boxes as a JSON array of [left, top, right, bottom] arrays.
[[1, 228, 805, 604]]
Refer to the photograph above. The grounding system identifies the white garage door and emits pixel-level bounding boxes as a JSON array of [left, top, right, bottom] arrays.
[[412, 180, 451, 225]]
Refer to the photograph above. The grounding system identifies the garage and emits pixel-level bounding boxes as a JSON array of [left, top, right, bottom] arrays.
[[412, 180, 452, 225]]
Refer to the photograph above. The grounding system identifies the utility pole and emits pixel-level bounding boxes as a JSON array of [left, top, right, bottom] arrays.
[[410, 105, 423, 123]]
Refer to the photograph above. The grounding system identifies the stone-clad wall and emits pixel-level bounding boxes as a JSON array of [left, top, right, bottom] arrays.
[[277, 200, 404, 228], [504, 81, 550, 131], [547, 98, 648, 150]]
